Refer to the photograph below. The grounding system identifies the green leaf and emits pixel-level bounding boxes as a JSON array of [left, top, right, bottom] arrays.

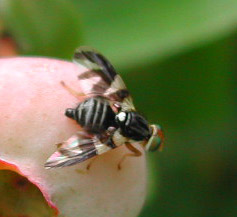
[[0, 0, 82, 59], [1, 0, 236, 66], [75, 0, 237, 69], [134, 33, 237, 217], [0, 20, 3, 34]]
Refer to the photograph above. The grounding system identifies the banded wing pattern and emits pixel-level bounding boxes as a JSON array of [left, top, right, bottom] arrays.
[[73, 47, 135, 111], [45, 131, 112, 168]]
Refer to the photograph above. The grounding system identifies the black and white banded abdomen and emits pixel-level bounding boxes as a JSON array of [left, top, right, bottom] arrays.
[[66, 97, 116, 134]]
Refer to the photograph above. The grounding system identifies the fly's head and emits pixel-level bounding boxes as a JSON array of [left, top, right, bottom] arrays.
[[145, 124, 164, 152]]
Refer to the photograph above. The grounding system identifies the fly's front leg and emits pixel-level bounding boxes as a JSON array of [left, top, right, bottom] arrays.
[[117, 142, 142, 170], [61, 81, 86, 99]]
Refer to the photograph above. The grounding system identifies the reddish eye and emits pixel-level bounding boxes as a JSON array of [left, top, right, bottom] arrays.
[[149, 136, 162, 152], [146, 124, 164, 152], [151, 124, 165, 151]]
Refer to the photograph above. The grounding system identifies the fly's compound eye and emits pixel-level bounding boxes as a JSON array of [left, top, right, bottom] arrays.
[[145, 124, 164, 152], [148, 136, 162, 152]]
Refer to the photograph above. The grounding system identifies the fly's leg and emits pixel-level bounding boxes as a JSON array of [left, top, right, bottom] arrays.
[[61, 81, 86, 99], [75, 169, 88, 175], [86, 157, 97, 170], [117, 142, 142, 170], [75, 157, 98, 174]]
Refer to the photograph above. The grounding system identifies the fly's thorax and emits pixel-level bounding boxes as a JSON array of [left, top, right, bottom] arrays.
[[115, 111, 151, 141]]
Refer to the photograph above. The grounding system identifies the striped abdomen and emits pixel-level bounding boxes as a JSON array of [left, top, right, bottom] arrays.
[[66, 97, 116, 134]]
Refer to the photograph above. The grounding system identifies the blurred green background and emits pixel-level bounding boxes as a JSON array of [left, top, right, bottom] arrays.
[[0, 0, 236, 216]]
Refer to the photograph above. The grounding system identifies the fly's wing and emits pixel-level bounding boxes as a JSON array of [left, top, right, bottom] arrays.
[[44, 131, 112, 168], [73, 46, 135, 111]]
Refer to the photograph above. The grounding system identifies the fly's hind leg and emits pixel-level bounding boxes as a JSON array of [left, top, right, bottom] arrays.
[[60, 81, 85, 99], [117, 142, 142, 170], [75, 157, 98, 175], [86, 157, 98, 170]]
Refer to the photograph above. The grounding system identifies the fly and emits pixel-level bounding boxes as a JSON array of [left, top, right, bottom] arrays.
[[45, 46, 164, 170]]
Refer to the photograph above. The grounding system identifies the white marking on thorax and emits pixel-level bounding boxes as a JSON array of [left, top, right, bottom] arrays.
[[125, 112, 131, 126], [117, 112, 126, 122]]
